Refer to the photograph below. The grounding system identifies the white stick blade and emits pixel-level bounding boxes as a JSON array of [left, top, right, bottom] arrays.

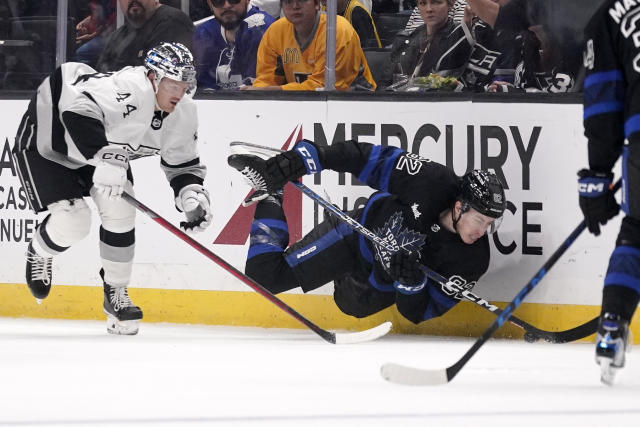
[[333, 321, 392, 344], [380, 363, 448, 385]]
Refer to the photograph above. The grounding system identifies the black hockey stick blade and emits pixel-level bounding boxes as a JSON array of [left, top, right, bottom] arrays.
[[229, 141, 601, 345], [519, 315, 598, 343], [121, 191, 391, 345]]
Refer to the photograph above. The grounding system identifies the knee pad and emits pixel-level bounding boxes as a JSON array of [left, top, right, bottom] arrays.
[[44, 199, 92, 247], [92, 187, 135, 233]]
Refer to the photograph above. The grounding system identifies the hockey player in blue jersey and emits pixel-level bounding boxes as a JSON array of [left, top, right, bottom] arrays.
[[193, 0, 275, 90], [228, 140, 506, 325], [579, 1, 640, 385]]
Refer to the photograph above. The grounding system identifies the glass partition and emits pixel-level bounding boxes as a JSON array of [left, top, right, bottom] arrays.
[[0, 0, 607, 94]]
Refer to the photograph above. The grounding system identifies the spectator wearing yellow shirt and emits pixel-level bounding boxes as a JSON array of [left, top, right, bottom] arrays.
[[242, 0, 376, 91]]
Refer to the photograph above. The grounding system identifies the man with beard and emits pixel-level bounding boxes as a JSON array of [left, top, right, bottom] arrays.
[[96, 0, 194, 72], [193, 0, 275, 90]]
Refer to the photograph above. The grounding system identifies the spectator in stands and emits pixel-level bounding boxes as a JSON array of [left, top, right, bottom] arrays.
[[381, 0, 499, 90], [96, 0, 194, 72], [76, 0, 117, 68], [244, 0, 376, 91], [193, 0, 275, 90], [403, 0, 466, 33], [467, 0, 580, 92], [322, 0, 382, 48]]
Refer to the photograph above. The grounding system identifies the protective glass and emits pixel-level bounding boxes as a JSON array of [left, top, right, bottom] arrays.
[[210, 0, 242, 7]]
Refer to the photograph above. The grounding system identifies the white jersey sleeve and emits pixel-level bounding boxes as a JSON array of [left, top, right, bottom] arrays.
[[143, 98, 207, 195]]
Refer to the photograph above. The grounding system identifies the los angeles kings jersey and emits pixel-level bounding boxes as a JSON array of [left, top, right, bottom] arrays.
[[23, 63, 205, 194]]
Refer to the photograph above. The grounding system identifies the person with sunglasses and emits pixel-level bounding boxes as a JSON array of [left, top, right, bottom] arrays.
[[96, 0, 194, 73], [193, 0, 276, 90], [243, 0, 377, 90], [227, 139, 506, 325], [12, 43, 212, 336]]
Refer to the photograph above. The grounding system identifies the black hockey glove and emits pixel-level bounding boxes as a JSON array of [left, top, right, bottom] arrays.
[[265, 140, 323, 188], [577, 169, 620, 236], [389, 251, 428, 295]]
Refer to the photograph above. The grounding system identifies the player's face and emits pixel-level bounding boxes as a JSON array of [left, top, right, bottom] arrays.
[[155, 78, 190, 112], [208, 0, 249, 30], [119, 0, 157, 27], [455, 204, 496, 245], [282, 0, 319, 28], [417, 0, 450, 31]]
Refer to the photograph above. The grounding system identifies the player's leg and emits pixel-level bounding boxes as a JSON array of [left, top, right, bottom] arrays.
[[91, 181, 142, 335], [597, 144, 640, 384], [12, 139, 92, 301], [245, 193, 359, 294], [333, 274, 395, 318]]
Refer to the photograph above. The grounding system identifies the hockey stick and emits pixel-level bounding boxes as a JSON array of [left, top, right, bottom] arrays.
[[229, 141, 598, 343], [121, 191, 392, 344], [381, 179, 623, 385]]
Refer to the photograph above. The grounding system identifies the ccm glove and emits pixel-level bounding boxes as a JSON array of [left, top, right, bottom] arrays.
[[93, 147, 129, 199], [389, 251, 428, 295], [577, 168, 619, 236], [176, 184, 212, 233], [265, 140, 323, 188]]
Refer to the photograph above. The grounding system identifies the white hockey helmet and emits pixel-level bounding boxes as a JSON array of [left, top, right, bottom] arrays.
[[145, 42, 197, 96]]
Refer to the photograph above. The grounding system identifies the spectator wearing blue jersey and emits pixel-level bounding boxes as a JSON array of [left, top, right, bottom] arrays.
[[193, 0, 275, 90]]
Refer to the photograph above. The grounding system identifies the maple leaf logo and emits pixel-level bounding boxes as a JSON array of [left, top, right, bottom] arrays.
[[374, 212, 426, 270]]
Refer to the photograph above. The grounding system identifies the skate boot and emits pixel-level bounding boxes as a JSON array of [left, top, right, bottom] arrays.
[[103, 282, 143, 335], [25, 240, 53, 302], [227, 154, 271, 206], [595, 312, 629, 386]]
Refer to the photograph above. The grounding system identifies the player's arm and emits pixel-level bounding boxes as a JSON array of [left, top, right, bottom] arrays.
[[159, 103, 211, 233], [391, 250, 489, 324], [259, 139, 458, 204], [578, 7, 627, 235], [583, 11, 625, 174]]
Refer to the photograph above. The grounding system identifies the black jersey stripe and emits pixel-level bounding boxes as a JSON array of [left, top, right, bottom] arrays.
[[49, 67, 68, 156], [160, 157, 201, 169]]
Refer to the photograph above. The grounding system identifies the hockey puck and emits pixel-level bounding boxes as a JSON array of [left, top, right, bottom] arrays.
[[524, 332, 539, 343]]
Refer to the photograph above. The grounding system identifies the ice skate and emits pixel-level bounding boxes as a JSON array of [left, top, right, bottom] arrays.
[[227, 153, 271, 206], [25, 240, 53, 302], [103, 283, 143, 335], [595, 312, 629, 386]]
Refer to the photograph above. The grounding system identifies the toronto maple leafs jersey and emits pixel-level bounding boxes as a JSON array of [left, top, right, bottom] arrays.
[[193, 6, 275, 90], [582, 0, 640, 174], [17, 63, 205, 195], [309, 139, 491, 323]]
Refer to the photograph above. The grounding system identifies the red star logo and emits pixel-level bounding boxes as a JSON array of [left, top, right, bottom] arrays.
[[213, 125, 304, 245]]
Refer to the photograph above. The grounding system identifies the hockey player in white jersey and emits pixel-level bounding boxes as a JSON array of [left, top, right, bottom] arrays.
[[12, 42, 211, 335]]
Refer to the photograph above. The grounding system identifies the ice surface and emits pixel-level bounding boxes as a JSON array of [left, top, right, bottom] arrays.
[[0, 318, 638, 427]]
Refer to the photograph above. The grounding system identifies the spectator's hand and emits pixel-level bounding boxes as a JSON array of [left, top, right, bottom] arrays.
[[464, 5, 474, 27], [487, 81, 513, 92], [76, 15, 99, 43]]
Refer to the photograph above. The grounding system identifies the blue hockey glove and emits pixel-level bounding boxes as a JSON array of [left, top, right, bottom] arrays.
[[577, 169, 619, 236]]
